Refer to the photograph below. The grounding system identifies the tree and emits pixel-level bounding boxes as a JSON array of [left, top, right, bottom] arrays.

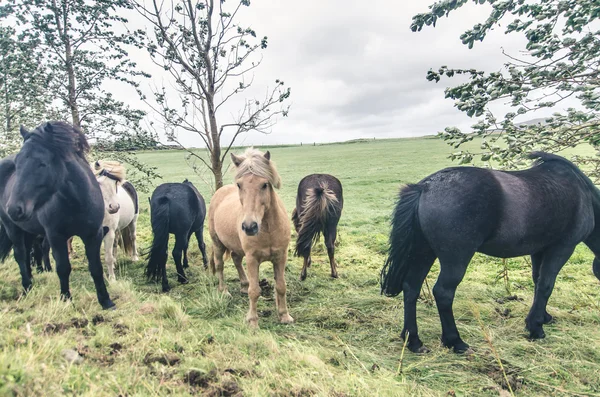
[[0, 25, 54, 156], [412, 0, 600, 177], [133, 0, 291, 190], [2, 0, 160, 190]]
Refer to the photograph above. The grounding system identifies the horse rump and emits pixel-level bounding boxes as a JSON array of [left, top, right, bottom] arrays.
[[380, 184, 427, 297], [294, 178, 342, 258]]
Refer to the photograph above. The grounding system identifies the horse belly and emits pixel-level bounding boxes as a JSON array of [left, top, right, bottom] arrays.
[[213, 196, 244, 254], [116, 189, 136, 230]]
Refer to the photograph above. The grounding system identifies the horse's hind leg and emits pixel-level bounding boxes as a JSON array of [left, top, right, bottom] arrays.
[[104, 229, 117, 281], [402, 249, 436, 353], [434, 250, 475, 353], [531, 252, 553, 324], [172, 233, 188, 284], [195, 229, 209, 269], [273, 252, 294, 324], [81, 231, 115, 309], [48, 235, 73, 301], [232, 252, 249, 294], [526, 244, 575, 339], [42, 237, 52, 272], [300, 251, 312, 281], [325, 221, 339, 278], [130, 215, 139, 261]]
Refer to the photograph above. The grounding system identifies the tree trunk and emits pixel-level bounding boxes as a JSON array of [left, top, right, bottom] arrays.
[[54, 0, 80, 127], [206, 94, 222, 190]]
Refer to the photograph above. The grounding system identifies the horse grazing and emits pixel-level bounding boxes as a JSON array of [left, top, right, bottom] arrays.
[[146, 180, 209, 292], [93, 160, 140, 280], [208, 148, 294, 328], [292, 174, 343, 280], [0, 121, 114, 309], [381, 152, 600, 354]]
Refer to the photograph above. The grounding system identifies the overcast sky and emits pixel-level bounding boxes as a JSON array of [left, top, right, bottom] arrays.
[[125, 1, 538, 147]]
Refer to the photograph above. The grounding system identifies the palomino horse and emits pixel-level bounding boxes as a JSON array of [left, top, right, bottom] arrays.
[[381, 152, 600, 354], [94, 160, 139, 280], [0, 121, 114, 309], [292, 174, 343, 281], [146, 179, 209, 292], [208, 148, 294, 327]]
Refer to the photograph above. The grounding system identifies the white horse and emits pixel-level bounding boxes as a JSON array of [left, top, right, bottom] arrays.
[[94, 160, 140, 280]]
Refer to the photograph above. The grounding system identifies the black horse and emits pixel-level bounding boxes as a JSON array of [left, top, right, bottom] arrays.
[[292, 174, 343, 280], [31, 235, 52, 273], [0, 121, 114, 309], [381, 152, 600, 354], [146, 179, 209, 292]]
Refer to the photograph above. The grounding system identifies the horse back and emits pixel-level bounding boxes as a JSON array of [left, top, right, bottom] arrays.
[[151, 183, 200, 235], [121, 181, 139, 214]]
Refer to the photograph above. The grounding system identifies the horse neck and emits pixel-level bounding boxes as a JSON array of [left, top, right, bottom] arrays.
[[263, 189, 286, 226]]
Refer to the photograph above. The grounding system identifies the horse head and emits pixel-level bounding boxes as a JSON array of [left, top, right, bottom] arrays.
[[230, 148, 281, 236], [6, 123, 77, 222], [94, 160, 125, 215]]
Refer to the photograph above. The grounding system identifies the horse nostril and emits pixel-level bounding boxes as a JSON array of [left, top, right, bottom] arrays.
[[250, 222, 258, 233]]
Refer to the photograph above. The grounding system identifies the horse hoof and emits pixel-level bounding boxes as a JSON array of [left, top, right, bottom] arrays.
[[279, 314, 294, 324], [331, 272, 338, 279], [178, 277, 189, 284], [528, 329, 546, 340], [300, 272, 307, 281], [162, 285, 171, 293], [132, 256, 139, 262], [412, 345, 430, 354], [102, 300, 116, 310], [247, 318, 259, 328], [453, 343, 471, 354], [543, 313, 554, 324], [240, 287, 249, 294]]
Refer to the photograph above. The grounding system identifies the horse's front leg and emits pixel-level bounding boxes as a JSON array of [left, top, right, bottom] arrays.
[[104, 228, 116, 281], [10, 230, 32, 292], [48, 234, 72, 301], [82, 230, 115, 309], [273, 252, 294, 324], [245, 256, 261, 328]]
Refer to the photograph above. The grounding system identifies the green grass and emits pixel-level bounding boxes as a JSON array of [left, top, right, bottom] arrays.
[[1, 137, 600, 396]]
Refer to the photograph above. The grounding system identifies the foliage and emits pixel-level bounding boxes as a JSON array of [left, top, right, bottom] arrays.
[[132, 0, 291, 190], [0, 25, 54, 157], [412, 0, 600, 174], [0, 0, 159, 191]]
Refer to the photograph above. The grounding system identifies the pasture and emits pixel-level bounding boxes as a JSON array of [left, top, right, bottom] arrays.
[[1, 137, 600, 396]]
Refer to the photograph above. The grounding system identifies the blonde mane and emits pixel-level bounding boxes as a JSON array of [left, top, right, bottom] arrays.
[[93, 159, 127, 182], [233, 148, 282, 189]]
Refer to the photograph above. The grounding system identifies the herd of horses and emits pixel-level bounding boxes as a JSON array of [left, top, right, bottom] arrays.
[[1, 120, 599, 354]]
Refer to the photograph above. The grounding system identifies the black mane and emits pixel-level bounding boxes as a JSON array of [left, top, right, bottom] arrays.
[[25, 121, 89, 160]]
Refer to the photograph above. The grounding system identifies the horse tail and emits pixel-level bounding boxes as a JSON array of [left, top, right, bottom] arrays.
[[294, 182, 341, 258], [120, 225, 135, 257], [0, 224, 13, 263], [146, 196, 170, 280], [380, 184, 425, 297]]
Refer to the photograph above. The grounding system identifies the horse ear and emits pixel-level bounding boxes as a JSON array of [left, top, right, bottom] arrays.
[[264, 151, 271, 161], [20, 125, 29, 140], [230, 153, 244, 167]]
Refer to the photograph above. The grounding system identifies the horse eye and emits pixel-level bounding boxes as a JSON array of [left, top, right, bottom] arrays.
[[236, 183, 241, 189], [262, 183, 268, 190]]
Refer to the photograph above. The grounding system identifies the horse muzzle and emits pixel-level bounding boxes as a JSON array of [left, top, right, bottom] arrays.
[[107, 203, 120, 214], [241, 221, 259, 236], [7, 201, 33, 222]]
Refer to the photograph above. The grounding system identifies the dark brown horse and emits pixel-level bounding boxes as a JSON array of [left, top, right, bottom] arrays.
[[292, 174, 343, 281]]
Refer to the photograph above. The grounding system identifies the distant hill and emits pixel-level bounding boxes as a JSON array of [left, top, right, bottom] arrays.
[[516, 117, 548, 127]]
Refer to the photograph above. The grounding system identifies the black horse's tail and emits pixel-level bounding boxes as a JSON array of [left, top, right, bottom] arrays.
[[381, 184, 425, 297], [0, 224, 13, 263], [146, 197, 170, 280], [294, 182, 342, 258]]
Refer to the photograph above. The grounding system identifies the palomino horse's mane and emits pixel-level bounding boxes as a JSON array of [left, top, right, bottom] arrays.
[[233, 148, 282, 189], [24, 121, 90, 161], [93, 160, 126, 182]]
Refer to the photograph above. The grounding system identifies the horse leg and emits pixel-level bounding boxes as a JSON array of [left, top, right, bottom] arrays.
[[526, 245, 574, 339], [183, 245, 189, 269], [300, 251, 311, 281], [32, 236, 43, 274], [42, 237, 52, 272], [531, 252, 553, 324], [245, 256, 261, 328], [104, 229, 116, 281], [11, 231, 32, 292], [130, 215, 139, 261], [195, 229, 209, 270], [212, 241, 229, 295], [48, 235, 72, 301], [325, 222, 339, 279], [232, 252, 249, 294], [433, 250, 475, 353], [172, 233, 188, 284], [402, 250, 436, 353], [273, 252, 294, 324], [82, 231, 115, 309]]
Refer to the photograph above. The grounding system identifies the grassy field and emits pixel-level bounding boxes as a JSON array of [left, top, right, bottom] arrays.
[[1, 137, 600, 396]]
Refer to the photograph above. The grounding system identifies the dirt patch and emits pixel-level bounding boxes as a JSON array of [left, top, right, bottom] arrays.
[[144, 352, 181, 366], [259, 278, 273, 298], [113, 323, 129, 336], [70, 318, 89, 328], [91, 314, 105, 325], [223, 368, 253, 378], [495, 295, 524, 304], [495, 308, 512, 319], [474, 358, 523, 392], [205, 379, 242, 397], [109, 343, 123, 355], [184, 368, 217, 388], [43, 323, 68, 334], [138, 303, 156, 315], [274, 388, 316, 397]]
